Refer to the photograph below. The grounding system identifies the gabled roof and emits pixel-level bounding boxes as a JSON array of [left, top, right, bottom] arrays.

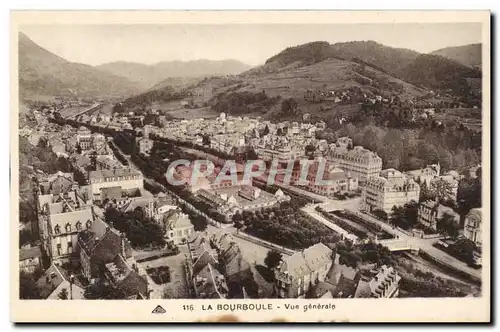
[[326, 262, 358, 287], [195, 263, 228, 299], [36, 263, 82, 299], [279, 243, 333, 280], [192, 250, 219, 277], [78, 217, 129, 259], [248, 265, 274, 298], [225, 251, 251, 278]]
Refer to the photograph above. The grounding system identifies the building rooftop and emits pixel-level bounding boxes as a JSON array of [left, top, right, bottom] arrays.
[[205, 185, 280, 209], [421, 200, 459, 220], [331, 146, 381, 162], [467, 207, 482, 221], [19, 245, 42, 261], [89, 168, 142, 181], [279, 243, 333, 280], [36, 263, 84, 299], [105, 254, 131, 283]]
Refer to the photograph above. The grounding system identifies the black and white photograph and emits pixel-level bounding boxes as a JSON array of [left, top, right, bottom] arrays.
[[11, 10, 490, 323]]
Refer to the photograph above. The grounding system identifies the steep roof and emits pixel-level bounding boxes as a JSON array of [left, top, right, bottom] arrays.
[[165, 211, 193, 230], [194, 263, 228, 299], [50, 208, 93, 234], [192, 250, 219, 277], [326, 262, 358, 287], [78, 217, 131, 260], [36, 263, 84, 299], [279, 243, 333, 280]]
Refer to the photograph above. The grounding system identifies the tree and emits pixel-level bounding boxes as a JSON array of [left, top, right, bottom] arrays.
[[390, 201, 419, 230], [449, 239, 476, 264], [372, 209, 388, 221], [281, 98, 298, 115], [456, 177, 481, 223], [430, 178, 455, 202], [264, 250, 283, 271], [436, 212, 460, 238], [58, 288, 69, 300], [191, 215, 208, 232], [19, 229, 37, 248], [419, 180, 432, 202], [233, 220, 244, 232], [19, 272, 41, 299], [232, 212, 242, 223]]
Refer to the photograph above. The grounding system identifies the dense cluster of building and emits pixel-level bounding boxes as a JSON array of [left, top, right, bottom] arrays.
[[274, 243, 401, 299], [20, 104, 482, 301], [185, 232, 273, 299], [22, 156, 196, 299]]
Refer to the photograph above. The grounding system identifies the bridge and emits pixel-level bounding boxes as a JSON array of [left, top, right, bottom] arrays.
[[63, 103, 102, 120]]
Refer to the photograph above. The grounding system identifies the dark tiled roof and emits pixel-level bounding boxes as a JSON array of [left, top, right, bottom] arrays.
[[35, 264, 84, 299]]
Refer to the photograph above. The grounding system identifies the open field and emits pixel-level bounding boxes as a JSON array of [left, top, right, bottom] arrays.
[[165, 106, 220, 119]]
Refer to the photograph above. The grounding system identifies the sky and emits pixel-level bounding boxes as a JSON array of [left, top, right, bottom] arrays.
[[20, 23, 482, 67]]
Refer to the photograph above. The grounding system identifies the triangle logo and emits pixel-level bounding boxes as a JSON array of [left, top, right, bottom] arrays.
[[152, 305, 166, 314]]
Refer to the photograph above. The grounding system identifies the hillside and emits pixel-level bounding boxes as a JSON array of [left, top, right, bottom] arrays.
[[430, 43, 482, 69], [18, 32, 140, 101], [260, 40, 420, 75], [397, 54, 482, 95], [97, 59, 252, 89], [121, 54, 428, 122], [150, 77, 201, 91], [120, 40, 484, 122]]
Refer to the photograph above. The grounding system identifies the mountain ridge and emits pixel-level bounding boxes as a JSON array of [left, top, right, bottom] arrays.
[[96, 59, 252, 89], [430, 43, 482, 69], [262, 40, 421, 75], [18, 32, 141, 100]]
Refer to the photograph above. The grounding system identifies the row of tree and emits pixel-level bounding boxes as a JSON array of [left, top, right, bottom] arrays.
[[239, 200, 342, 249]]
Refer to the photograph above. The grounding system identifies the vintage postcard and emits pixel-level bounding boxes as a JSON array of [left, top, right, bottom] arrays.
[[10, 10, 490, 323]]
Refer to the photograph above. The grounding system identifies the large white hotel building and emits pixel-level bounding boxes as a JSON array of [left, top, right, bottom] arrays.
[[361, 168, 420, 214]]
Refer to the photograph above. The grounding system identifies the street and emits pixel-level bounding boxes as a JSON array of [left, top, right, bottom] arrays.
[[352, 209, 481, 280]]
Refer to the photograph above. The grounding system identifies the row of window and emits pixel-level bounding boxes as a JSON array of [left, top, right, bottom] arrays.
[[54, 220, 92, 234], [91, 175, 141, 183], [171, 228, 194, 238]]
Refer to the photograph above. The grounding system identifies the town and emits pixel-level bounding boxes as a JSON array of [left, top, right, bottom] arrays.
[[19, 98, 482, 300]]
